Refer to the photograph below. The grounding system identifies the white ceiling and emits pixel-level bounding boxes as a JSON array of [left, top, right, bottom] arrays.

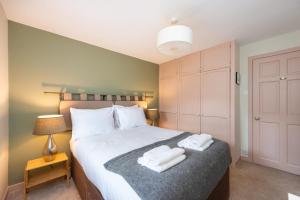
[[1, 0, 300, 64]]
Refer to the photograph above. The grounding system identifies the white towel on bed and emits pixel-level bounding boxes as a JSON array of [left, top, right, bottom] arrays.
[[142, 147, 185, 166], [138, 154, 186, 173], [178, 134, 214, 151], [186, 139, 214, 151], [189, 134, 212, 146], [143, 145, 170, 159]]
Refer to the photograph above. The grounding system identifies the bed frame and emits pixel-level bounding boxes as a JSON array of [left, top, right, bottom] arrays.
[[59, 96, 230, 200], [71, 154, 229, 200]]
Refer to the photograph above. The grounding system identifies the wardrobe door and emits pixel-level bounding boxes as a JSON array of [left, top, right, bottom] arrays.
[[201, 68, 230, 141], [201, 117, 230, 142], [201, 68, 230, 118], [159, 112, 178, 130], [178, 52, 201, 132], [160, 59, 178, 79], [179, 74, 201, 132], [181, 52, 201, 75], [159, 60, 179, 129], [201, 42, 231, 71], [159, 78, 178, 113]]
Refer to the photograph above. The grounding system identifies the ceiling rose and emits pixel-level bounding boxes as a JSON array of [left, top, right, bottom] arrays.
[[157, 18, 193, 56]]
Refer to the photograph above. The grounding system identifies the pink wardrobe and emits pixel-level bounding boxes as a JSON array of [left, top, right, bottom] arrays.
[[159, 41, 240, 164]]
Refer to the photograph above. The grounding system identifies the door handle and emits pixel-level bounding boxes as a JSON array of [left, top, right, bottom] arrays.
[[254, 116, 260, 120]]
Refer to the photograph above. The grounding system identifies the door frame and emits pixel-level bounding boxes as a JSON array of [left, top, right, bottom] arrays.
[[247, 46, 300, 162]]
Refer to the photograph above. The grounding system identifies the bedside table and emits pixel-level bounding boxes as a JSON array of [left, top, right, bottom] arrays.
[[24, 152, 70, 196]]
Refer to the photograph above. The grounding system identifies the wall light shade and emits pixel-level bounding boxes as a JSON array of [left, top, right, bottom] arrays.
[[157, 25, 193, 56]]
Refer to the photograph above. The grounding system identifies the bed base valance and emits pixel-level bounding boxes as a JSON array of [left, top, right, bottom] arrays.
[[71, 153, 230, 200]]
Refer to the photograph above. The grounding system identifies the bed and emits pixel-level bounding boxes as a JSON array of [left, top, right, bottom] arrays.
[[59, 98, 230, 200]]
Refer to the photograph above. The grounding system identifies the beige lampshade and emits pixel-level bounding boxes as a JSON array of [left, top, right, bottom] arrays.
[[146, 109, 159, 121], [33, 115, 66, 135]]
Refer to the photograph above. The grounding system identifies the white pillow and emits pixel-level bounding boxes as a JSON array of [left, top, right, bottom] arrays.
[[113, 105, 137, 128], [70, 107, 115, 141], [114, 106, 147, 130]]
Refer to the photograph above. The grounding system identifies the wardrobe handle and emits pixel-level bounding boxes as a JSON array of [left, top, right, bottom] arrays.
[[254, 116, 260, 121], [280, 77, 287, 80]]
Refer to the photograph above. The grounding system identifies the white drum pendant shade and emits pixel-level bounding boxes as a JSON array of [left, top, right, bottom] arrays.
[[157, 25, 192, 56]]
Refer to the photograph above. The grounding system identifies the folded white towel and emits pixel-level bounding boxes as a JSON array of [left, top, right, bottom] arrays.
[[143, 145, 170, 159], [186, 139, 214, 151], [142, 147, 185, 166], [177, 134, 212, 147], [177, 133, 214, 151], [138, 155, 186, 173], [189, 134, 212, 147]]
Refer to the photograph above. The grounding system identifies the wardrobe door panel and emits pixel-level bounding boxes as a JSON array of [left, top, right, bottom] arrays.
[[159, 78, 178, 113], [201, 116, 229, 142], [159, 60, 178, 79], [159, 112, 178, 129], [201, 42, 231, 71], [201, 68, 230, 118], [181, 52, 201, 75], [180, 74, 201, 115], [179, 115, 200, 133]]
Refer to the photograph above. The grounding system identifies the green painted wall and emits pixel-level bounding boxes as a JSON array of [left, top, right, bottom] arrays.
[[8, 21, 159, 184]]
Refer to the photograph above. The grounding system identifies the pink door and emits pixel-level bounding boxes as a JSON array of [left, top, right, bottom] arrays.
[[252, 50, 300, 175]]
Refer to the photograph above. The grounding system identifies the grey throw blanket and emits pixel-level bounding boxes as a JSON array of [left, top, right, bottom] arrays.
[[104, 132, 231, 200]]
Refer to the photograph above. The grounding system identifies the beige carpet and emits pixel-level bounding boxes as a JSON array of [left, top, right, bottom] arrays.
[[6, 160, 300, 200], [230, 161, 300, 200], [6, 180, 81, 200]]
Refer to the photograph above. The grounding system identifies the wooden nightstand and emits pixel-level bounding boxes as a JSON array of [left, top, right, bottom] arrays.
[[24, 152, 70, 196]]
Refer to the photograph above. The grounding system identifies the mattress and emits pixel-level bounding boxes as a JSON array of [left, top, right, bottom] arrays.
[[70, 125, 182, 200]]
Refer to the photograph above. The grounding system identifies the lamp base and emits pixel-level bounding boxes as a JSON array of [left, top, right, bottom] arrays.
[[43, 134, 57, 162], [43, 154, 56, 162]]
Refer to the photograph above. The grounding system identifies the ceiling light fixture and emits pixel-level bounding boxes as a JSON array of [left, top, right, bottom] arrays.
[[157, 18, 193, 56]]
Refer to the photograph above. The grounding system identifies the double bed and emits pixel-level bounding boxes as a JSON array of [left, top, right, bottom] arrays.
[[59, 98, 231, 200]]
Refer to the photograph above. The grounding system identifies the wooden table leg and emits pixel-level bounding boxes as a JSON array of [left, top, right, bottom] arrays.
[[24, 169, 28, 200], [65, 160, 70, 186]]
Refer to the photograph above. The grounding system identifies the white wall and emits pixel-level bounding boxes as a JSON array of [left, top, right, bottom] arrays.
[[0, 3, 8, 200], [240, 30, 300, 156]]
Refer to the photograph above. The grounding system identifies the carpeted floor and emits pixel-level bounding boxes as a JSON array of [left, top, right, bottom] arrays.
[[230, 161, 300, 200], [6, 160, 300, 200]]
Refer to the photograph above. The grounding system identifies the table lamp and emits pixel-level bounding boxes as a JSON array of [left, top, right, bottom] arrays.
[[146, 109, 159, 126], [33, 114, 66, 162]]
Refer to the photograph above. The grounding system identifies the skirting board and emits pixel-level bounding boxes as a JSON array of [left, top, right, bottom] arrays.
[[1, 187, 8, 200], [5, 182, 24, 199], [241, 155, 252, 162]]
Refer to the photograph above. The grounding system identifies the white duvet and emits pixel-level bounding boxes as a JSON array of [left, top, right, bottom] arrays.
[[70, 125, 182, 200]]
